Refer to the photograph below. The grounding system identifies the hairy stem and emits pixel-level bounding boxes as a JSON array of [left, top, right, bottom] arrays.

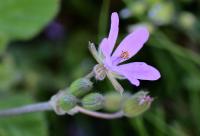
[[85, 71, 94, 79], [0, 102, 124, 119], [74, 106, 124, 119], [107, 71, 124, 95], [0, 102, 52, 117]]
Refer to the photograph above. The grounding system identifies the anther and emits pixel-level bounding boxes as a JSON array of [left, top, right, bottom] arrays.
[[120, 51, 129, 59]]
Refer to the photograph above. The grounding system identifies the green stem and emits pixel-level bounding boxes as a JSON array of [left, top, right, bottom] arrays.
[[85, 71, 94, 79], [0, 102, 52, 117], [75, 106, 124, 119], [0, 102, 124, 119]]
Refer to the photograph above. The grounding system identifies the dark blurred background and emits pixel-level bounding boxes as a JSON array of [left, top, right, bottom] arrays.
[[1, 0, 200, 136]]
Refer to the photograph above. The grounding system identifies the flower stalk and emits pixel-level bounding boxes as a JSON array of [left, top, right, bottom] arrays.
[[0, 101, 124, 119], [0, 71, 125, 119], [0, 102, 52, 117]]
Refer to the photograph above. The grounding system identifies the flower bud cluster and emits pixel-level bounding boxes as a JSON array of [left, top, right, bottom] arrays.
[[103, 91, 153, 117], [49, 78, 93, 115], [50, 78, 153, 118]]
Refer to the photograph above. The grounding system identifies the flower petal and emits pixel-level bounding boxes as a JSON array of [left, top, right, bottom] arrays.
[[107, 12, 119, 55], [116, 62, 161, 81], [99, 38, 109, 57], [127, 76, 140, 86], [111, 27, 149, 64], [119, 71, 140, 86]]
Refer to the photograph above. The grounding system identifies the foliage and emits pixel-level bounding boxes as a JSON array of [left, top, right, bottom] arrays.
[[0, 94, 48, 136], [0, 0, 59, 52], [0, 0, 200, 136]]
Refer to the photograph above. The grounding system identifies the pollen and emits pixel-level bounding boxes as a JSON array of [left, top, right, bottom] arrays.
[[120, 51, 129, 59]]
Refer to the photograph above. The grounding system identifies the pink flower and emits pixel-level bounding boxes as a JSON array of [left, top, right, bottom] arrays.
[[89, 12, 160, 93]]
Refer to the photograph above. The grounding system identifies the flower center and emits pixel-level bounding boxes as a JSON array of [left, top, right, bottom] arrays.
[[111, 51, 130, 65], [120, 51, 129, 59]]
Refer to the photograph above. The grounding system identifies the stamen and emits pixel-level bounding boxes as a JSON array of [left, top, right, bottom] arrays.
[[120, 51, 129, 59], [111, 51, 130, 66]]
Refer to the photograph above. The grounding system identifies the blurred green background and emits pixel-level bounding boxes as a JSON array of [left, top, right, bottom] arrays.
[[1, 0, 200, 136]]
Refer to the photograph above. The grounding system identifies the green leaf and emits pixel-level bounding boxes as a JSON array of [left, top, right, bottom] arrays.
[[150, 31, 200, 66], [98, 0, 110, 42], [0, 57, 17, 92], [0, 0, 59, 41], [0, 32, 8, 53], [130, 117, 149, 136], [0, 94, 48, 136]]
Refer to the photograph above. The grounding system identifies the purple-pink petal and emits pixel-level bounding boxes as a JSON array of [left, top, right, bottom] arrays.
[[118, 69, 140, 86], [127, 76, 140, 86], [112, 62, 160, 86], [107, 12, 119, 55], [116, 62, 161, 81], [111, 27, 149, 64], [99, 38, 109, 57]]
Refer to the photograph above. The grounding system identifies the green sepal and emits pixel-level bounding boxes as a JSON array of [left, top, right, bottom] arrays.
[[123, 91, 152, 117], [81, 93, 104, 111], [58, 94, 77, 111], [69, 78, 93, 97]]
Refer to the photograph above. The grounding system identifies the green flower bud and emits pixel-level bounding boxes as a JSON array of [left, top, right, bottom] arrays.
[[129, 1, 146, 16], [81, 93, 105, 111], [178, 12, 196, 30], [69, 78, 93, 97], [148, 2, 174, 25], [104, 92, 122, 112], [50, 91, 77, 115], [104, 92, 131, 112], [58, 93, 77, 111], [123, 91, 153, 117]]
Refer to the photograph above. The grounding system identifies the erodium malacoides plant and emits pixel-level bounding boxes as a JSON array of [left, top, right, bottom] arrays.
[[0, 12, 161, 119]]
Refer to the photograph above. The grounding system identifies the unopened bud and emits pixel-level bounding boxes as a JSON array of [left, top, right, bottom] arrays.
[[50, 91, 77, 115], [81, 93, 105, 110], [123, 91, 153, 117], [104, 92, 131, 112], [69, 78, 93, 97], [58, 94, 77, 111], [178, 12, 196, 30], [93, 64, 107, 80], [148, 2, 174, 25], [129, 1, 146, 16], [104, 92, 122, 112]]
